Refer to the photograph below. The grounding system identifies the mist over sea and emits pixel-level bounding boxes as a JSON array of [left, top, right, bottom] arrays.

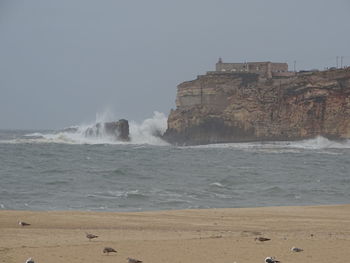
[[1, 112, 350, 212]]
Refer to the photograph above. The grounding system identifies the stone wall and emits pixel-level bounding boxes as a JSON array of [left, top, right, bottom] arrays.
[[247, 62, 271, 78], [215, 60, 288, 79], [270, 62, 288, 72], [215, 62, 248, 72]]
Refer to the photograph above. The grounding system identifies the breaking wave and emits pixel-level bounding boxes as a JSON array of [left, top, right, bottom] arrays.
[[188, 136, 350, 150], [7, 111, 169, 145], [3, 116, 350, 150]]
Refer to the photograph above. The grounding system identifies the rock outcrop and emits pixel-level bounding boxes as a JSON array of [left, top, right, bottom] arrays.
[[163, 68, 350, 145], [85, 119, 130, 141]]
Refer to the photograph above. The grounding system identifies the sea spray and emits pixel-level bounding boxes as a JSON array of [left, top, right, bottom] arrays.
[[14, 111, 169, 145], [129, 111, 168, 145]]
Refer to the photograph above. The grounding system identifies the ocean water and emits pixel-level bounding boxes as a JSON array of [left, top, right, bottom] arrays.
[[1, 112, 350, 212]]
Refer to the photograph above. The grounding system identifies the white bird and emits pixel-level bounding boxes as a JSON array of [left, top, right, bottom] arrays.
[[19, 221, 31, 226], [291, 247, 303, 252], [265, 257, 280, 263], [25, 258, 35, 263]]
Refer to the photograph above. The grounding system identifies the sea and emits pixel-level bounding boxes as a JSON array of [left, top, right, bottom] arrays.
[[1, 112, 350, 212]]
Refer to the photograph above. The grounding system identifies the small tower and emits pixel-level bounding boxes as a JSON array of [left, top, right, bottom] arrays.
[[216, 57, 223, 71]]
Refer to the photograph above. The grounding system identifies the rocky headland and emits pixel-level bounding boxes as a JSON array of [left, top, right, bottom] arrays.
[[163, 67, 350, 145]]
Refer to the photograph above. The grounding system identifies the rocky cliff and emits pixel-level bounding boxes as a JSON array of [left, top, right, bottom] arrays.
[[163, 68, 350, 145]]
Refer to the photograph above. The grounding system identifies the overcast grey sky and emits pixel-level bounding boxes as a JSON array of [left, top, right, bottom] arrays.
[[1, 0, 349, 129]]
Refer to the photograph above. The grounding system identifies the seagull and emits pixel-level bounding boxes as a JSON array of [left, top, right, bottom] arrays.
[[255, 237, 271, 242], [86, 232, 98, 241], [127, 257, 143, 263], [19, 221, 31, 226], [265, 257, 280, 263], [25, 258, 35, 263], [291, 247, 303, 252], [103, 247, 117, 255]]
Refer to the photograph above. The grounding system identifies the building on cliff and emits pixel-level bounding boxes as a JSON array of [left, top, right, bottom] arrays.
[[215, 58, 294, 78]]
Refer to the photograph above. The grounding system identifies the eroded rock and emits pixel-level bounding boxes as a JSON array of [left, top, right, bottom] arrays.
[[85, 119, 130, 141], [163, 68, 350, 145]]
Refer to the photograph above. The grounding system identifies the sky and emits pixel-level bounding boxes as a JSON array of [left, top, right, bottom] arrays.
[[0, 0, 349, 129]]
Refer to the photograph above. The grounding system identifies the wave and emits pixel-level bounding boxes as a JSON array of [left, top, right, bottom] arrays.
[[3, 118, 350, 149], [210, 182, 225, 188], [129, 111, 168, 145], [289, 136, 350, 149], [1, 111, 169, 146], [189, 136, 350, 150]]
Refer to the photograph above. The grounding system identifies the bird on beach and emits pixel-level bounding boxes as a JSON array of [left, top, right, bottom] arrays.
[[255, 237, 271, 242], [127, 257, 143, 263], [85, 232, 98, 241], [291, 246, 303, 252], [103, 247, 117, 255], [265, 257, 280, 263], [25, 258, 35, 263], [19, 221, 31, 226]]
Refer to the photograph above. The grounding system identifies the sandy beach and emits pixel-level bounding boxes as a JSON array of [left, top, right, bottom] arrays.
[[1, 205, 350, 263]]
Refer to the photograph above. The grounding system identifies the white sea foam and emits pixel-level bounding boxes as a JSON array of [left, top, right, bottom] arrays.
[[5, 111, 169, 145], [129, 111, 168, 145], [24, 132, 45, 137], [289, 136, 350, 149], [210, 182, 225, 188], [188, 136, 350, 150]]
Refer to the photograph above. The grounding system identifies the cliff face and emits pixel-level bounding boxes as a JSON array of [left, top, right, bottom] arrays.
[[163, 68, 350, 145]]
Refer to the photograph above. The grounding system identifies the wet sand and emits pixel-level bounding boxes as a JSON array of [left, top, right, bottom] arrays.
[[1, 205, 350, 263]]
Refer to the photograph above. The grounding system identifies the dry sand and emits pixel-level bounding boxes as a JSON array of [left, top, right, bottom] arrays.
[[1, 205, 350, 263]]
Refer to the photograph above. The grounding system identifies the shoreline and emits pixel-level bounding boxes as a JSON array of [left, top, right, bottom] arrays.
[[1, 204, 350, 263]]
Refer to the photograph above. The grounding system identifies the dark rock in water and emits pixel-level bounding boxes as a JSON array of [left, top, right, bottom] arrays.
[[85, 119, 130, 141], [106, 119, 130, 141]]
